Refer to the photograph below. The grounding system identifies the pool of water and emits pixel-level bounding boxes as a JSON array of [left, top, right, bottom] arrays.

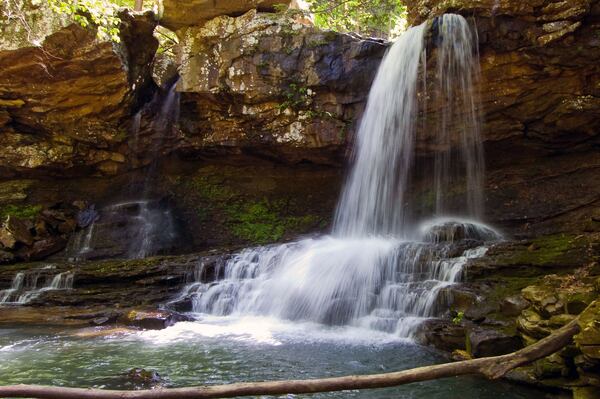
[[0, 315, 547, 398]]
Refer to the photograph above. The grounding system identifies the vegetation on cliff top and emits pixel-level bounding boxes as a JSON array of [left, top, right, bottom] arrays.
[[306, 0, 406, 38]]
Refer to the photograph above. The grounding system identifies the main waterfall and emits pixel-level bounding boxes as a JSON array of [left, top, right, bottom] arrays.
[[170, 14, 500, 337]]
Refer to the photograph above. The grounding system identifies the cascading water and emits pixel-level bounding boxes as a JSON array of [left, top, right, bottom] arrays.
[[170, 14, 500, 337], [67, 81, 180, 261], [0, 268, 74, 305], [67, 200, 177, 261]]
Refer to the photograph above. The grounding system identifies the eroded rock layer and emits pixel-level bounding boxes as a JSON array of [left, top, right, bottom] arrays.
[[402, 0, 600, 235], [0, 0, 158, 177], [174, 10, 387, 164]]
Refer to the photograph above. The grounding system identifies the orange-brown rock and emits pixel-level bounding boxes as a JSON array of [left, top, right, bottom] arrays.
[[174, 10, 386, 164], [0, 0, 158, 177], [156, 0, 292, 30]]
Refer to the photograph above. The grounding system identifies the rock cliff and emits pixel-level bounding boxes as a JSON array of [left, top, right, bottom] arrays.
[[0, 0, 158, 177]]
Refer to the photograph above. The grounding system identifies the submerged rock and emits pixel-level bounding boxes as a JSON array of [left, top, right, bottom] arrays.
[[126, 368, 164, 388], [125, 309, 192, 330]]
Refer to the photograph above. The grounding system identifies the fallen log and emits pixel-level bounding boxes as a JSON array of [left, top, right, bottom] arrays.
[[0, 305, 588, 399]]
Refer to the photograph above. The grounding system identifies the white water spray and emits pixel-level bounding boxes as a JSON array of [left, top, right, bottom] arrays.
[[171, 15, 497, 338], [0, 269, 74, 305]]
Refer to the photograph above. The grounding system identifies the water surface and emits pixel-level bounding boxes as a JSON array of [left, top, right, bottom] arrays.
[[0, 317, 546, 398]]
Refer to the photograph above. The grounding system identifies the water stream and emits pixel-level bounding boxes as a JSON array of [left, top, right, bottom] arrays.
[[67, 81, 180, 261]]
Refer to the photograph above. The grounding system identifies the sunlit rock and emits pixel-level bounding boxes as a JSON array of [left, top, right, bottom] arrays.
[[0, 0, 158, 176]]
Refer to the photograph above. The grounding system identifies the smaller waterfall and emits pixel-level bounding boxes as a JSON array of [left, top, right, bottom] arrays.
[[66, 80, 183, 262], [0, 268, 74, 305], [68, 200, 177, 261]]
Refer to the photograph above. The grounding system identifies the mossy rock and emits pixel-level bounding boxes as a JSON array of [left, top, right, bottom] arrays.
[[575, 301, 600, 360]]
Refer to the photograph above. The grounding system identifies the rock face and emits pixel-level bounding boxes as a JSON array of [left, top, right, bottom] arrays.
[[174, 11, 387, 165], [157, 0, 291, 30], [0, 0, 158, 177], [404, 0, 600, 235]]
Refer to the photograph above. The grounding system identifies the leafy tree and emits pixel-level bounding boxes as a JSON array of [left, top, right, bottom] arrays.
[[46, 0, 122, 42], [305, 0, 406, 38]]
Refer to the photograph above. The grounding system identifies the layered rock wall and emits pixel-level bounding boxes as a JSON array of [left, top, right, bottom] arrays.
[[0, 1, 158, 177], [174, 10, 386, 164], [404, 0, 600, 235]]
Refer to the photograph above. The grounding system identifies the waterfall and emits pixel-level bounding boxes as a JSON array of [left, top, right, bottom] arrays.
[[67, 80, 180, 261], [0, 269, 74, 305], [67, 200, 177, 261], [170, 15, 498, 337]]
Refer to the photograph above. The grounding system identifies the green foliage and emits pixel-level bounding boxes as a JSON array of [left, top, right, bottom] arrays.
[[278, 82, 312, 112], [227, 200, 319, 244], [0, 204, 42, 220], [154, 25, 178, 56], [46, 0, 122, 42], [306, 0, 406, 38], [452, 311, 464, 325]]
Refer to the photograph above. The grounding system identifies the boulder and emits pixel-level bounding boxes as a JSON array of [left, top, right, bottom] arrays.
[[125, 309, 193, 330], [157, 0, 292, 30], [414, 319, 467, 351], [575, 301, 600, 361], [500, 294, 530, 317], [0, 0, 158, 177], [0, 216, 33, 246], [467, 328, 522, 358], [19, 236, 67, 260]]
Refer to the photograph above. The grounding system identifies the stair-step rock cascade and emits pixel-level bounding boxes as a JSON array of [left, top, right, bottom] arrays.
[[0, 267, 73, 305]]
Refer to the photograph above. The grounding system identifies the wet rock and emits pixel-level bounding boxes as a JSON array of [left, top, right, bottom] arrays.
[[19, 236, 67, 261], [0, 249, 14, 263], [158, 0, 291, 30], [125, 309, 193, 330], [415, 319, 466, 351], [420, 220, 500, 243], [500, 294, 530, 317], [126, 368, 164, 388], [467, 328, 522, 358]]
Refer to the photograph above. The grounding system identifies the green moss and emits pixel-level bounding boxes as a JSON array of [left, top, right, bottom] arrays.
[[180, 168, 322, 245], [505, 234, 586, 266], [0, 204, 42, 220]]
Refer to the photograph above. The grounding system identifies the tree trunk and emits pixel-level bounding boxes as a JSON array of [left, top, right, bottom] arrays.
[[134, 0, 143, 11], [0, 302, 590, 399]]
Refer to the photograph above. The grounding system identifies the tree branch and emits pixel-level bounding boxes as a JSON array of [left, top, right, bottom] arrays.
[[0, 303, 589, 399]]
